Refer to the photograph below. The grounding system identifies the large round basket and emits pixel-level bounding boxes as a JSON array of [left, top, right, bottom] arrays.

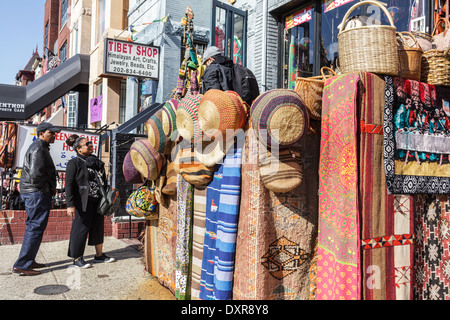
[[338, 0, 399, 76]]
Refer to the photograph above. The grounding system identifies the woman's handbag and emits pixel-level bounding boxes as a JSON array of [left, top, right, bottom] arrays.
[[96, 172, 120, 216]]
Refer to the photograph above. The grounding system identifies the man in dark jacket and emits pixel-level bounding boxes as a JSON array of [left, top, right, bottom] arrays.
[[12, 122, 60, 276], [201, 46, 234, 93]]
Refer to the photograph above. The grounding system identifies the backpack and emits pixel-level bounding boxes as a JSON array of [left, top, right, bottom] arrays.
[[231, 63, 260, 105]]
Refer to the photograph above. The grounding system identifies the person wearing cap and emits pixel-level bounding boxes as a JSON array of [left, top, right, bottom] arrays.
[[201, 46, 234, 94], [12, 122, 61, 276]]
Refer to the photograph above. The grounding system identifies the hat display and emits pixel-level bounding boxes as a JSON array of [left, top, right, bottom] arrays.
[[251, 89, 309, 148], [203, 46, 222, 62], [146, 109, 171, 155], [198, 89, 239, 139], [37, 122, 61, 134], [176, 94, 203, 142], [162, 160, 177, 195], [129, 139, 163, 181], [259, 147, 303, 193], [122, 151, 143, 184], [176, 145, 214, 186], [195, 138, 226, 167], [161, 99, 179, 141]]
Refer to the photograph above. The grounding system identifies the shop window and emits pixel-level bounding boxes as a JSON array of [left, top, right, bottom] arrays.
[[119, 80, 127, 124], [320, 0, 431, 71], [211, 0, 247, 66], [282, 5, 315, 89]]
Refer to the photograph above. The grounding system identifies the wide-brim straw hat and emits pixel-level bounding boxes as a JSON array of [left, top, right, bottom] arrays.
[[122, 150, 144, 184], [251, 89, 309, 148], [195, 138, 226, 167], [129, 138, 163, 181], [198, 89, 239, 139], [146, 109, 172, 155], [259, 147, 303, 193], [161, 99, 179, 141], [226, 90, 249, 130], [176, 94, 203, 142]]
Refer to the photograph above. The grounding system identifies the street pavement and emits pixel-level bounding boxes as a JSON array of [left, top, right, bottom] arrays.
[[0, 237, 175, 300]]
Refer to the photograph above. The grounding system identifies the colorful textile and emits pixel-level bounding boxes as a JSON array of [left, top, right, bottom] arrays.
[[156, 195, 178, 295], [199, 163, 224, 300], [317, 73, 360, 300], [414, 195, 450, 300], [383, 76, 450, 194], [190, 187, 207, 300], [175, 174, 194, 300], [213, 146, 243, 300], [358, 72, 415, 300], [233, 126, 319, 300], [145, 219, 159, 277]]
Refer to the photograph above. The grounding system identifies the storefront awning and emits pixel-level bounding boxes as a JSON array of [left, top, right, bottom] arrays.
[[0, 54, 89, 121]]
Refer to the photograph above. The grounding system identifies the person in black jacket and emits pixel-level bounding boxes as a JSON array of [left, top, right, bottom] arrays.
[[65, 134, 115, 268], [201, 46, 234, 93], [12, 122, 61, 276]]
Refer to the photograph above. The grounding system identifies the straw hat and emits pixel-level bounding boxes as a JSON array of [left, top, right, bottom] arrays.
[[176, 144, 214, 186], [129, 139, 163, 181], [251, 89, 309, 148], [161, 99, 179, 141], [226, 90, 249, 129], [259, 147, 303, 193], [176, 94, 203, 142], [122, 151, 143, 184], [146, 109, 171, 155], [198, 89, 239, 139]]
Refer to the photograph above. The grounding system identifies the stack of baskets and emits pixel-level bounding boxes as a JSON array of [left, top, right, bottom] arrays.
[[421, 17, 450, 87]]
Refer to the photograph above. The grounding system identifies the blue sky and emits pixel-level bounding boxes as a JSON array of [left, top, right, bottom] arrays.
[[0, 1, 46, 85]]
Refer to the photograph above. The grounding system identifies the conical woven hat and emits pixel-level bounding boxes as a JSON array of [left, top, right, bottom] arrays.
[[122, 151, 143, 184], [176, 94, 203, 142], [226, 90, 248, 130], [146, 109, 170, 155], [251, 89, 309, 148], [198, 89, 238, 139], [129, 139, 163, 181], [161, 99, 179, 141], [259, 147, 303, 193]]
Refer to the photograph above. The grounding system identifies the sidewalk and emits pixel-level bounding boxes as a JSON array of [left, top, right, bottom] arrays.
[[0, 237, 175, 300]]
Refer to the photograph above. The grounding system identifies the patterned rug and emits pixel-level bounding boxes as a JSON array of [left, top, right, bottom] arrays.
[[359, 72, 415, 300], [383, 76, 450, 194], [317, 73, 360, 300], [156, 194, 178, 295], [232, 126, 319, 300], [190, 186, 207, 300], [414, 195, 450, 300], [175, 174, 194, 300]]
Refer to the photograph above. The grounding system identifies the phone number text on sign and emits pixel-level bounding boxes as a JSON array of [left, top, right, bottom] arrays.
[[104, 38, 160, 80]]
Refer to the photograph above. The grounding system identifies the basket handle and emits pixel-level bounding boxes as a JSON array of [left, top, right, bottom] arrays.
[[431, 17, 450, 37], [320, 66, 337, 80], [397, 31, 422, 50], [338, 0, 395, 33]]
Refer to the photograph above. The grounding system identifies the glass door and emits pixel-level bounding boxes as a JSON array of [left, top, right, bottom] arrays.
[[211, 0, 247, 66]]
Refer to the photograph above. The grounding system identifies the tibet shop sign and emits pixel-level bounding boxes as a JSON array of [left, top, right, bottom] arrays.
[[15, 125, 100, 172], [104, 38, 160, 80]]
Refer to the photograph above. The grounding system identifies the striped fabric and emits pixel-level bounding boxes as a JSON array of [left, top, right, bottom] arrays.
[[190, 187, 207, 300], [175, 174, 194, 300], [199, 163, 224, 300], [213, 147, 243, 300]]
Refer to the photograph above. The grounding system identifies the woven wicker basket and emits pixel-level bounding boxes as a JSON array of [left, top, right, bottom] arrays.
[[421, 18, 450, 86], [294, 67, 336, 120], [338, 0, 398, 76], [397, 32, 423, 81]]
